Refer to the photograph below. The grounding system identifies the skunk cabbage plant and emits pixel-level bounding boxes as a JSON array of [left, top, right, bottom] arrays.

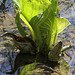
[[12, 0, 70, 61]]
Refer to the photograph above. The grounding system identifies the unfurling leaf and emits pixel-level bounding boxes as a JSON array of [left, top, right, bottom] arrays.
[[48, 41, 62, 61]]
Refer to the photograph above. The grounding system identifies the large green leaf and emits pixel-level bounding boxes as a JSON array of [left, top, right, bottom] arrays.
[[12, 0, 52, 41], [30, 0, 59, 46], [12, 0, 51, 22], [20, 0, 51, 22]]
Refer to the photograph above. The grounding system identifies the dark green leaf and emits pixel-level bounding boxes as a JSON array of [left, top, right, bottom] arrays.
[[15, 12, 27, 37]]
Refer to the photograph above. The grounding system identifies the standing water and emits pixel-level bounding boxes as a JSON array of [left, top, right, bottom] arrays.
[[0, 0, 75, 75]]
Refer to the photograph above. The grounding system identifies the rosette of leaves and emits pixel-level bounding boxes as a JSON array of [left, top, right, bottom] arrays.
[[12, 0, 70, 61]]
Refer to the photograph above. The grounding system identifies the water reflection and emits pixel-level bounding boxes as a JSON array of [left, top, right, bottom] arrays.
[[0, 52, 18, 75], [5, 52, 36, 74], [0, 51, 36, 75]]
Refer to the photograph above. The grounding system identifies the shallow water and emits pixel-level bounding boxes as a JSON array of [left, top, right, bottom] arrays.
[[58, 0, 75, 75], [0, 0, 75, 75]]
